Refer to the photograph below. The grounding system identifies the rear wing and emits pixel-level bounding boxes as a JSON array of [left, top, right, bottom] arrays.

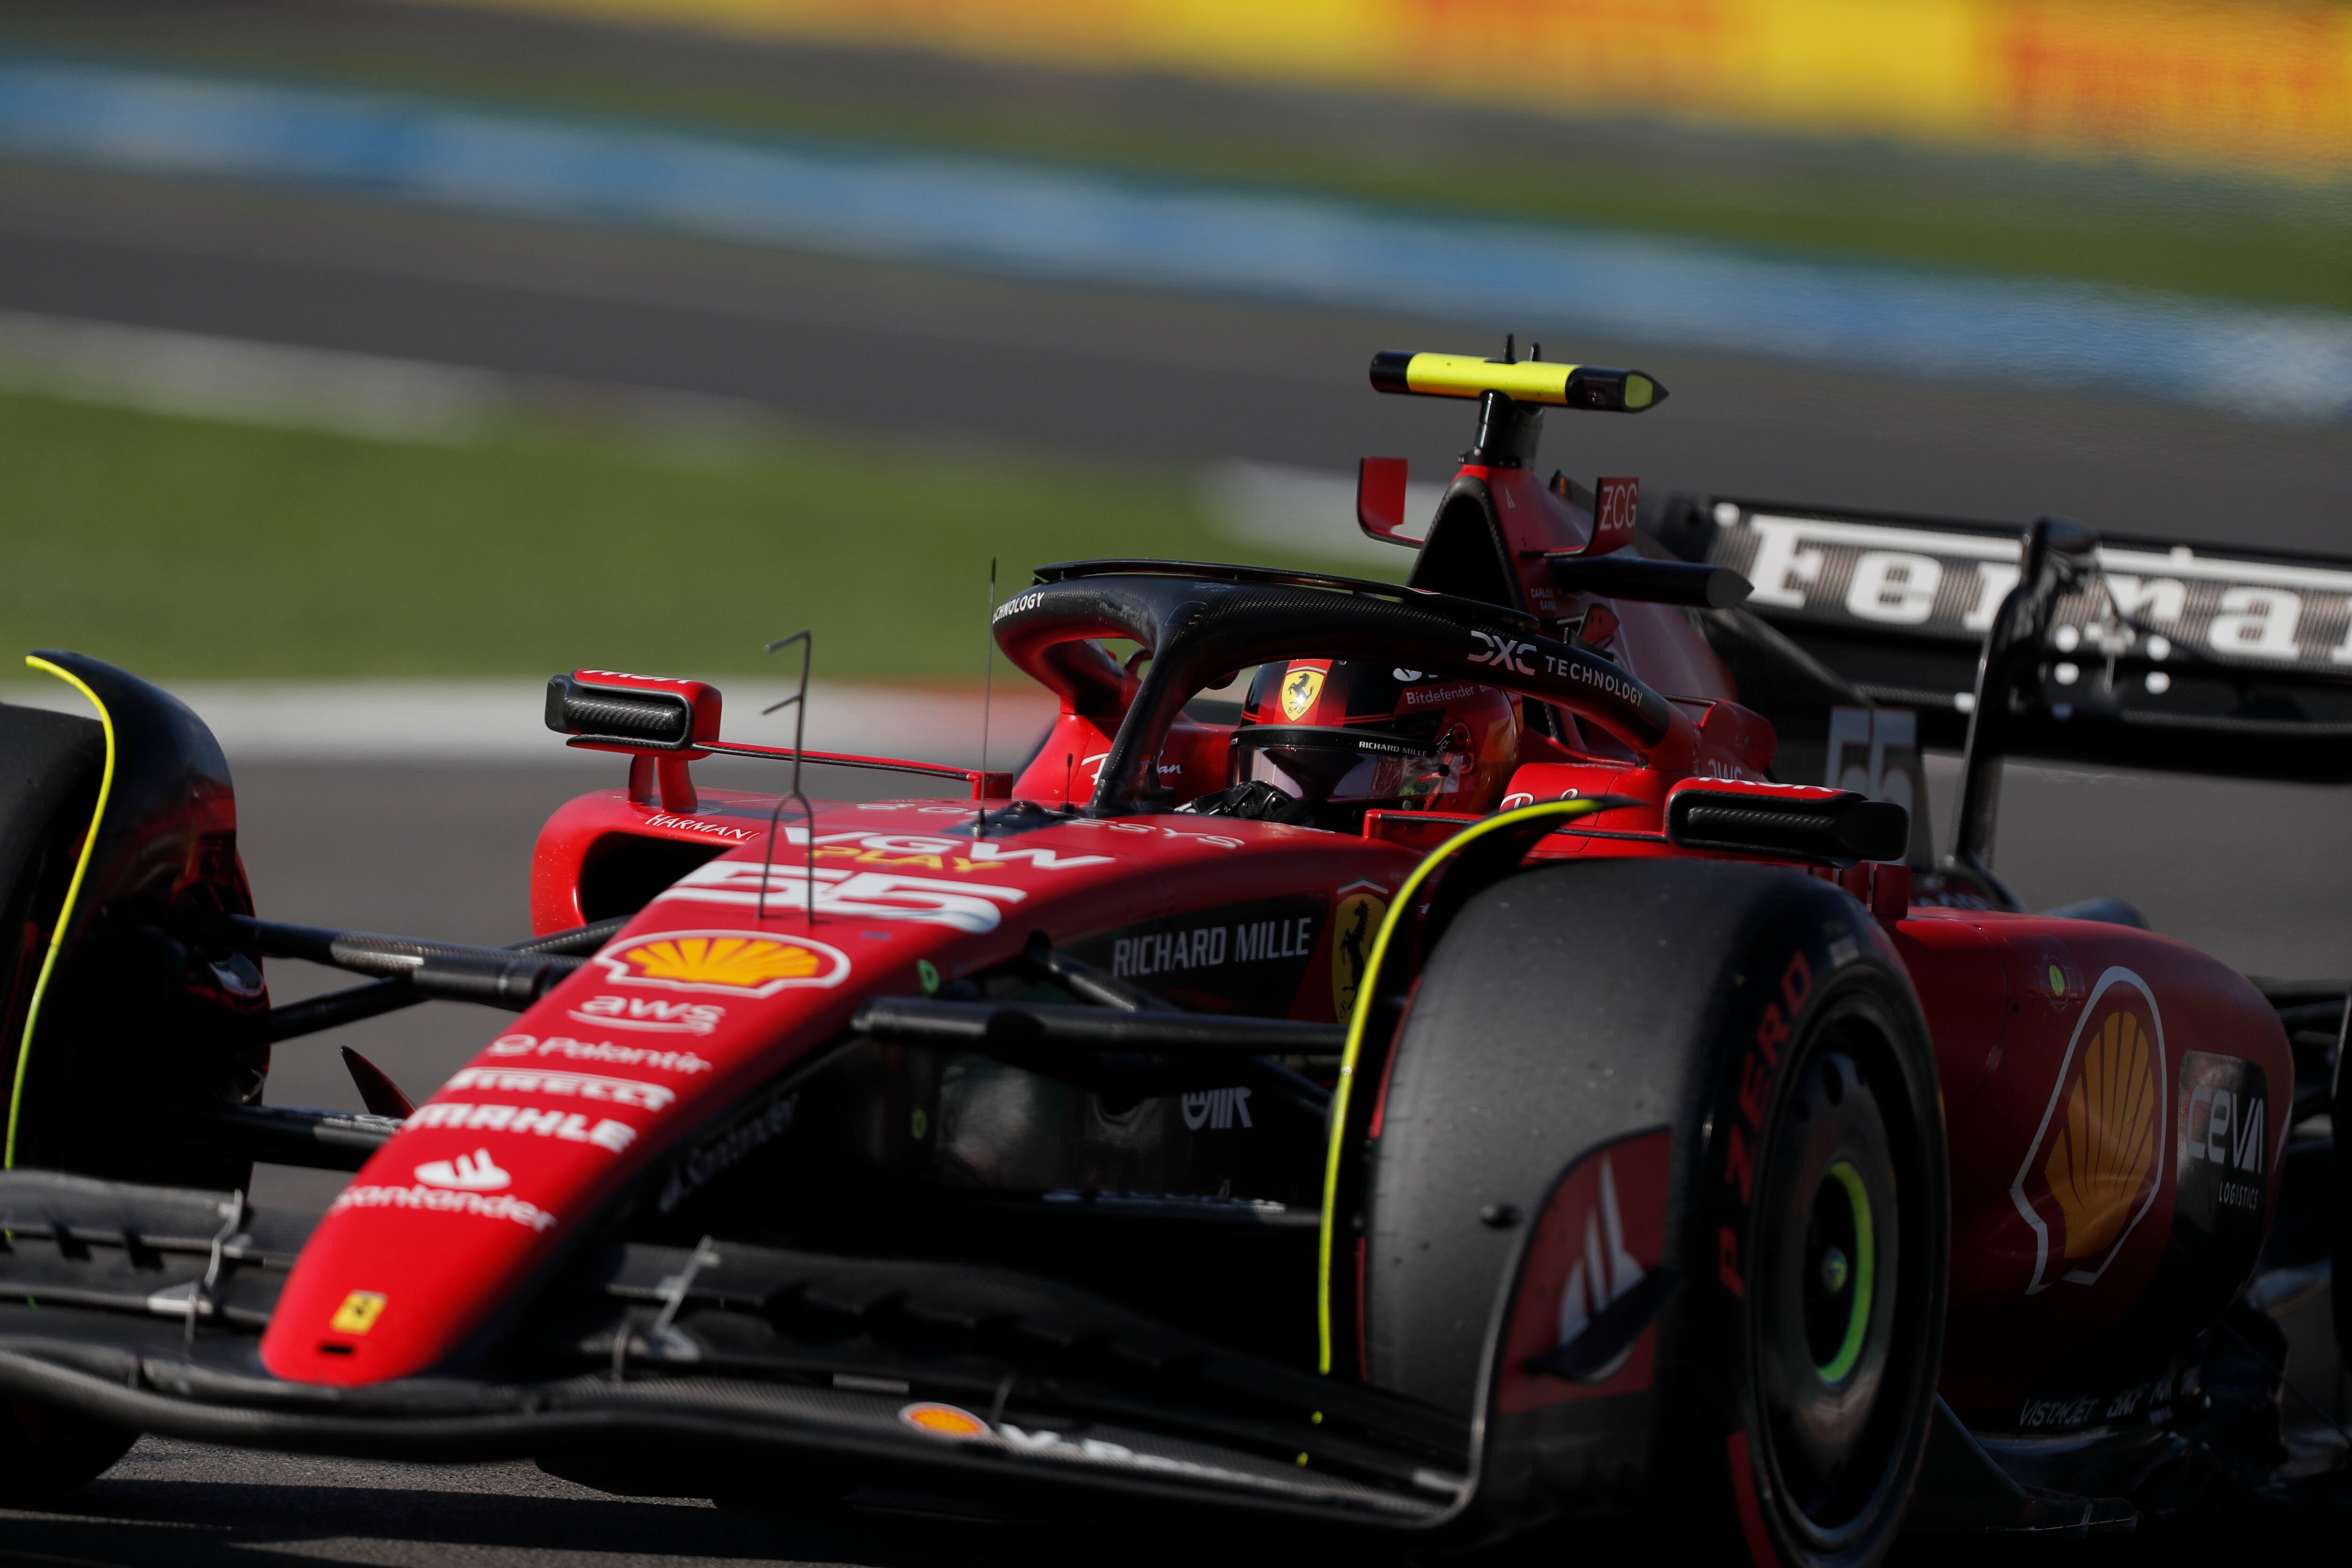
[[1654, 496, 2352, 786]]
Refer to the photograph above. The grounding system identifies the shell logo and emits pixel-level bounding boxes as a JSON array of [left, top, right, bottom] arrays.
[[2009, 968, 2167, 1293], [592, 930, 850, 997], [898, 1401, 990, 1440], [2043, 1009, 2158, 1261]]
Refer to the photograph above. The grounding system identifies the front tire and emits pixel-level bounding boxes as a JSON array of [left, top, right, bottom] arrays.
[[0, 1395, 136, 1503], [1358, 858, 1947, 1564]]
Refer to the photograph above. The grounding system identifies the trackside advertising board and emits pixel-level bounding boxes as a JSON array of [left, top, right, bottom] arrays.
[[463, 0, 2352, 181]]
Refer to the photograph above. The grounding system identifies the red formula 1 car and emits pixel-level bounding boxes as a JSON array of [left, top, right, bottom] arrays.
[[0, 347, 2342, 1563]]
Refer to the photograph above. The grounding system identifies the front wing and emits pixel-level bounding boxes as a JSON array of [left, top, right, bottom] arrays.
[[0, 1171, 1465, 1529]]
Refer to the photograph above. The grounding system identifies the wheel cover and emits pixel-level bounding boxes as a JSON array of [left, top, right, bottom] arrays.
[[1809, 1159, 1876, 1384], [1752, 1043, 1906, 1541]]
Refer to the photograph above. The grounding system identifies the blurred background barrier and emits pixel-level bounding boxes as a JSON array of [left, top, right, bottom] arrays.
[[440, 0, 2352, 183], [2, 55, 2345, 416]]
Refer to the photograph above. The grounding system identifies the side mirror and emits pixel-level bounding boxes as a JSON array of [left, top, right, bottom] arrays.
[[544, 670, 722, 812]]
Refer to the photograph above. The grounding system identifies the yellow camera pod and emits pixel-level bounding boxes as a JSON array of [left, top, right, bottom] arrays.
[[1368, 350, 1665, 412]]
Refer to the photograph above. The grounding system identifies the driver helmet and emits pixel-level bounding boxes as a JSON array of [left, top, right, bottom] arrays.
[[1229, 661, 1521, 826]]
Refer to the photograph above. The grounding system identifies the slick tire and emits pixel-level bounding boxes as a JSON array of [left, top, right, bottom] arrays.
[[0, 703, 105, 1108], [0, 1395, 136, 1502], [1362, 858, 1947, 1568]]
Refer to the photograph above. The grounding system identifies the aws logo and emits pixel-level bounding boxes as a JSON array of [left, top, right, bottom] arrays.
[[593, 931, 850, 997], [2009, 969, 2167, 1293]]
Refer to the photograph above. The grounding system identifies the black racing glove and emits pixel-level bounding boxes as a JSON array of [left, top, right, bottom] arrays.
[[1176, 781, 1319, 825]]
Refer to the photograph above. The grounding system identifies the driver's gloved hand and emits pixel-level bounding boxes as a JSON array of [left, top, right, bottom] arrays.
[[1175, 781, 1318, 825]]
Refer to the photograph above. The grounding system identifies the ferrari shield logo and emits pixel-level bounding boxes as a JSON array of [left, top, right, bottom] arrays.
[[1331, 883, 1387, 1019], [1280, 666, 1326, 721], [593, 931, 850, 996], [329, 1290, 387, 1336], [2009, 967, 2167, 1292]]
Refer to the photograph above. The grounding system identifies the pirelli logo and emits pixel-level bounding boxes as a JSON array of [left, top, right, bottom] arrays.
[[1706, 506, 2352, 676]]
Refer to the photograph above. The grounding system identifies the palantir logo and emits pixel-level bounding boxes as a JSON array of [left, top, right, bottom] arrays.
[[414, 1149, 511, 1192]]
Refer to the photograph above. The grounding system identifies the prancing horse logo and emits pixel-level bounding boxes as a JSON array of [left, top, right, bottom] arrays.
[[1280, 666, 1326, 721], [1330, 881, 1387, 1019]]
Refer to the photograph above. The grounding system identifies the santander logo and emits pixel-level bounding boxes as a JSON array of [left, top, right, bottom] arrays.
[[414, 1149, 511, 1192]]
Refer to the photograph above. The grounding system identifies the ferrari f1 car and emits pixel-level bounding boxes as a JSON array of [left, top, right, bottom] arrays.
[[0, 345, 2344, 1562]]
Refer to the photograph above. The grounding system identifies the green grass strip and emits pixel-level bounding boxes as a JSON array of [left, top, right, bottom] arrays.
[[0, 391, 1348, 680]]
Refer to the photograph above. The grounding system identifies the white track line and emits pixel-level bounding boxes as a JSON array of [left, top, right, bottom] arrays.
[[0, 679, 1060, 767]]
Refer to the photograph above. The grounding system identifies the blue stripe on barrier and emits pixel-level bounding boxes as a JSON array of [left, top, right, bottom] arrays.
[[0, 54, 2345, 421]]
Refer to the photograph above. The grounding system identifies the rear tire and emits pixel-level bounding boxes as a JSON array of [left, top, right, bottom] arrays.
[[0, 704, 106, 1120], [0, 674, 268, 1190], [1360, 858, 1947, 1565]]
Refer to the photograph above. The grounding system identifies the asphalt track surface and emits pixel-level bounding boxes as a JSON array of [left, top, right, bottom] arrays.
[[2, 49, 2352, 1563]]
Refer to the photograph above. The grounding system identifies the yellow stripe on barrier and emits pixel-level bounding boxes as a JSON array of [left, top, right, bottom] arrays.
[[7, 658, 116, 1169], [444, 0, 2352, 181], [1314, 797, 1604, 1377]]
